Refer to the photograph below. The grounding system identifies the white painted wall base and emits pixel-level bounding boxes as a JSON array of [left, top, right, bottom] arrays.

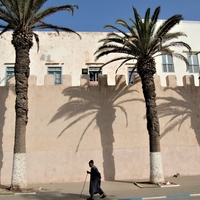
[[11, 153, 27, 188], [150, 152, 164, 183]]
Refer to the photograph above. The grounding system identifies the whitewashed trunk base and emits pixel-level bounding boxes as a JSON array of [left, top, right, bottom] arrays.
[[11, 153, 27, 189], [150, 152, 164, 183]]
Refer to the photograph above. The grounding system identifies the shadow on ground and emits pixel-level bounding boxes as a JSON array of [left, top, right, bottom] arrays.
[[19, 192, 84, 200], [19, 192, 115, 200]]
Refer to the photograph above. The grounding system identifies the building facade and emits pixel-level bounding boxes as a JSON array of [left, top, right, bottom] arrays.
[[0, 20, 200, 87], [0, 20, 200, 184]]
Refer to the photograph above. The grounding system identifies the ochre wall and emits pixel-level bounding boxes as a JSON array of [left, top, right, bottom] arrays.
[[0, 74, 200, 184]]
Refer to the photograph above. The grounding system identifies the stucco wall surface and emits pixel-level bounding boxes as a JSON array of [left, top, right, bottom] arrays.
[[1, 20, 200, 87], [0, 74, 200, 184]]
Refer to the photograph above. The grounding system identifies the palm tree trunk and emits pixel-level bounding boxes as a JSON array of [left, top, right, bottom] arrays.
[[138, 58, 164, 184], [10, 31, 33, 190]]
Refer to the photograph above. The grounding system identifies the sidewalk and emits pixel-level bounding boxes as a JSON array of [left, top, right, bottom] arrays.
[[0, 175, 200, 200]]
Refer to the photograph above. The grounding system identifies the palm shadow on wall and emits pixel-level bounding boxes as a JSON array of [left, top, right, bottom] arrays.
[[157, 80, 200, 146], [0, 77, 15, 184], [0, 87, 8, 184], [49, 75, 137, 180]]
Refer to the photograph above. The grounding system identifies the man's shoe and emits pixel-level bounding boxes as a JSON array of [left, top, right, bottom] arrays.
[[100, 194, 107, 198], [87, 197, 94, 200]]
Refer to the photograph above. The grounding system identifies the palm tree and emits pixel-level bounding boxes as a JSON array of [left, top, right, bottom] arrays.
[[95, 6, 191, 183], [0, 0, 80, 190]]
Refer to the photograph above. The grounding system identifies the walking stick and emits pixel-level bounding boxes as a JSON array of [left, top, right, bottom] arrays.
[[80, 173, 88, 197]]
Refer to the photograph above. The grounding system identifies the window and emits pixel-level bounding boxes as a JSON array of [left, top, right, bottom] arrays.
[[128, 67, 137, 85], [82, 67, 102, 81], [162, 55, 174, 72], [6, 66, 15, 85], [47, 67, 62, 85], [188, 54, 199, 73]]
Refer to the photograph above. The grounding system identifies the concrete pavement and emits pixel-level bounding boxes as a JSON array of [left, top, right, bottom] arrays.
[[0, 175, 200, 200]]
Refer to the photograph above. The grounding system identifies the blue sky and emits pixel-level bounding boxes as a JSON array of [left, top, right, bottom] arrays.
[[43, 0, 200, 32]]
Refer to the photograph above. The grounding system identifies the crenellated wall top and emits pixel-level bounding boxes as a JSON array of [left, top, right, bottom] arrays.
[[4, 74, 199, 88]]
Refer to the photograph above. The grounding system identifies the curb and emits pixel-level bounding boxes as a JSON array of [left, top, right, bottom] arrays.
[[134, 182, 180, 189], [0, 193, 14, 195], [14, 192, 37, 195], [0, 192, 37, 196], [118, 193, 200, 200]]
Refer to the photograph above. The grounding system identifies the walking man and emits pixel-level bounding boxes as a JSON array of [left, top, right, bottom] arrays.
[[87, 160, 106, 200]]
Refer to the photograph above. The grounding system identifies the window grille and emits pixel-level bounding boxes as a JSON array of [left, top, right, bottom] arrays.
[[82, 67, 102, 81], [162, 55, 175, 72], [6, 66, 15, 85], [47, 67, 62, 85], [188, 54, 199, 73]]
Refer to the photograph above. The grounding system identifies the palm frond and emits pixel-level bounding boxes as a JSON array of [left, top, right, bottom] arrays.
[[115, 57, 134, 73], [25, 0, 47, 29], [101, 57, 134, 69], [0, 0, 18, 17], [132, 6, 143, 33], [33, 21, 81, 38], [115, 19, 134, 34], [144, 8, 150, 33], [151, 6, 160, 26], [106, 32, 123, 39], [153, 50, 173, 58], [104, 24, 129, 37], [172, 52, 190, 68], [162, 32, 187, 42], [33, 32, 39, 51], [122, 36, 138, 49], [156, 14, 183, 38], [0, 7, 17, 26], [33, 4, 78, 24], [167, 41, 191, 51], [147, 7, 160, 38], [95, 45, 133, 61], [0, 1, 80, 38], [95, 5, 190, 81], [99, 37, 126, 46], [0, 24, 12, 34]]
